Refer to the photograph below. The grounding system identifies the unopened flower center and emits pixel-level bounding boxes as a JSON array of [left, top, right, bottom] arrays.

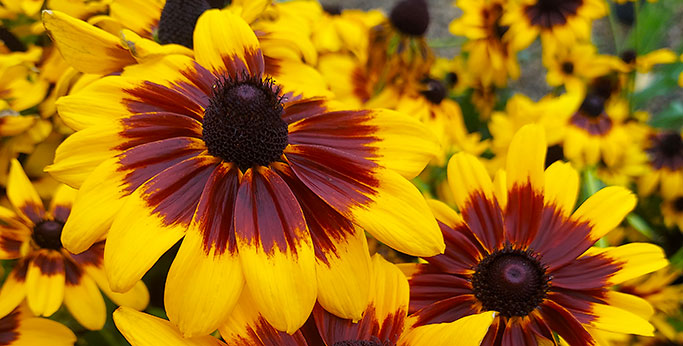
[[157, 0, 210, 48], [471, 247, 550, 317], [389, 0, 430, 36], [420, 78, 447, 105], [647, 132, 683, 170], [620, 50, 637, 64], [579, 94, 605, 118], [525, 0, 582, 28], [202, 75, 287, 172], [33, 220, 64, 250], [561, 61, 574, 74], [673, 197, 683, 212]]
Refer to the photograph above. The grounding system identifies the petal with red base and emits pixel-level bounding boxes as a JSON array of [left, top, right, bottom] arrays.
[[7, 160, 45, 225], [26, 250, 65, 317], [235, 167, 316, 334], [105, 156, 218, 292]]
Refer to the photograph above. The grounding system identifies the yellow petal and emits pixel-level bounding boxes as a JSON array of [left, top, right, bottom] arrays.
[[544, 161, 579, 215], [399, 312, 496, 346], [571, 186, 636, 241], [586, 243, 668, 286], [26, 251, 65, 316], [8, 159, 44, 224], [86, 266, 149, 310], [15, 316, 77, 346], [42, 10, 136, 74], [505, 124, 546, 192], [589, 303, 654, 336], [64, 274, 106, 330], [0, 265, 27, 318]]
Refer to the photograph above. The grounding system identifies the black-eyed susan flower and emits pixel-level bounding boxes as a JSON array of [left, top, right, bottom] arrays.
[[613, 48, 678, 74], [403, 124, 668, 345], [0, 305, 76, 346], [662, 195, 683, 231], [47, 9, 443, 337], [0, 160, 149, 330], [543, 43, 617, 91], [450, 0, 520, 87], [638, 129, 683, 200], [503, 0, 607, 52]]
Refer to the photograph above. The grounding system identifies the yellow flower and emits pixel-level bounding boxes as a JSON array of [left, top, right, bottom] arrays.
[[403, 124, 667, 344], [0, 160, 149, 329], [0, 305, 76, 346], [543, 43, 618, 90], [662, 195, 683, 231], [613, 48, 678, 74], [638, 129, 683, 200]]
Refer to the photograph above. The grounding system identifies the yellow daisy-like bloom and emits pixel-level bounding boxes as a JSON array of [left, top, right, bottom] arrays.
[[311, 4, 384, 59], [0, 160, 149, 330], [543, 43, 617, 90], [596, 133, 649, 187], [450, 0, 520, 87], [430, 56, 471, 94], [638, 129, 683, 200], [613, 48, 678, 74], [47, 9, 443, 336], [0, 305, 76, 346], [503, 0, 607, 52], [403, 124, 668, 345]]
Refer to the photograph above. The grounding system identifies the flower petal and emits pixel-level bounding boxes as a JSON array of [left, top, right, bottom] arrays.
[[85, 265, 149, 311], [276, 164, 371, 322], [63, 264, 106, 330], [105, 156, 218, 292], [114, 307, 226, 346], [218, 289, 308, 346], [538, 300, 594, 346], [166, 164, 244, 337], [194, 9, 264, 77], [571, 186, 636, 241], [47, 184, 76, 223], [543, 161, 579, 216], [7, 159, 44, 225], [398, 311, 496, 346], [235, 167, 316, 334], [587, 302, 654, 336], [13, 315, 77, 346], [286, 145, 443, 257], [583, 243, 668, 286], [42, 10, 136, 74], [447, 152, 503, 252], [26, 250, 65, 316], [0, 261, 28, 318], [505, 124, 546, 194]]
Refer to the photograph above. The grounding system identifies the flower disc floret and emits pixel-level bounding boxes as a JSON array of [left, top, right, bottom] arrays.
[[32, 220, 65, 250]]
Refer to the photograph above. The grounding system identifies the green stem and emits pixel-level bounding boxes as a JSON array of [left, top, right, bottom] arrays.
[[606, 2, 622, 54]]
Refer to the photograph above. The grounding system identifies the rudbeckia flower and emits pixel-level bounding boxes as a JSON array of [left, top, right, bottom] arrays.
[[450, 0, 521, 87], [543, 43, 617, 91], [503, 0, 607, 52], [0, 305, 76, 346], [638, 129, 683, 200], [403, 124, 668, 345], [613, 48, 677, 74], [0, 160, 149, 330], [47, 9, 443, 336], [662, 195, 683, 231]]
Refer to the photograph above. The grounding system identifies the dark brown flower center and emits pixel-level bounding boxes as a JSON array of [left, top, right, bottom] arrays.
[[471, 247, 550, 317], [545, 144, 565, 168], [579, 94, 605, 118], [420, 78, 447, 105], [323, 3, 343, 15], [561, 61, 574, 74], [673, 197, 683, 212], [390, 0, 430, 36], [569, 93, 613, 135], [524, 0, 582, 28], [620, 50, 637, 64], [445, 72, 459, 87], [157, 0, 210, 48], [647, 132, 683, 170], [202, 75, 287, 172], [33, 220, 64, 250]]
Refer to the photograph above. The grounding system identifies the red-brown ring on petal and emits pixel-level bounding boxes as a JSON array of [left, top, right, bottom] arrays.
[[480, 317, 504, 345], [10, 259, 30, 283], [232, 315, 308, 345], [117, 112, 203, 150], [282, 98, 328, 125], [287, 109, 378, 160], [545, 290, 603, 324], [411, 294, 479, 327], [275, 164, 357, 265], [235, 168, 308, 257], [313, 303, 400, 345], [352, 68, 372, 103], [646, 131, 683, 170], [69, 241, 104, 268], [530, 205, 595, 271], [523, 0, 583, 28], [32, 219, 64, 250], [19, 202, 45, 226], [423, 221, 484, 275], [31, 251, 64, 276], [481, 3, 508, 41], [471, 245, 550, 318], [409, 271, 474, 314], [549, 251, 620, 291], [123, 79, 208, 120], [195, 164, 239, 255], [390, 0, 430, 36], [117, 137, 207, 194], [157, 0, 210, 48], [143, 157, 218, 227], [0, 309, 20, 345], [284, 145, 378, 215], [505, 182, 544, 248], [264, 56, 281, 78], [221, 49, 265, 79], [569, 94, 613, 136], [538, 300, 595, 346], [202, 74, 287, 171], [64, 257, 83, 286], [52, 205, 71, 224], [0, 233, 22, 256], [460, 190, 505, 253]]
